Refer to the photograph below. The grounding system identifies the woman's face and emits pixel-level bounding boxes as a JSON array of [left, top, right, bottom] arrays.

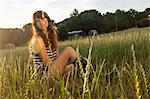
[[35, 18, 48, 31]]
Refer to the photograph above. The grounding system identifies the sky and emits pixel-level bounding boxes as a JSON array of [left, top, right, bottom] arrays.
[[0, 0, 149, 28]]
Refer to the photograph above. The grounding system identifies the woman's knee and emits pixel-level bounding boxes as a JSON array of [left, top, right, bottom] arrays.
[[66, 46, 78, 57], [65, 46, 74, 52], [64, 47, 75, 55]]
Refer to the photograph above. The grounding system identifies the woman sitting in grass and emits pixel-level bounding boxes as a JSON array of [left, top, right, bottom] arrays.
[[29, 10, 87, 78]]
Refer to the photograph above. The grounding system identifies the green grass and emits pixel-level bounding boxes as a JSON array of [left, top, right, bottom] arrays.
[[0, 27, 150, 98]]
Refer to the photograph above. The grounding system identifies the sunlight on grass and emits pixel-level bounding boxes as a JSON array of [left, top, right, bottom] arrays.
[[0, 27, 150, 98]]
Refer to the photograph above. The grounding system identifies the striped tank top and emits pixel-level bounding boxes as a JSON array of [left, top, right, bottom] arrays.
[[29, 46, 57, 69]]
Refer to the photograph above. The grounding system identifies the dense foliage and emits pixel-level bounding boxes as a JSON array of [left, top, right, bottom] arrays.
[[58, 8, 150, 40]]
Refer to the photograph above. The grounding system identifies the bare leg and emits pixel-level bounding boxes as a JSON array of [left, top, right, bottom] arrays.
[[48, 47, 78, 77]]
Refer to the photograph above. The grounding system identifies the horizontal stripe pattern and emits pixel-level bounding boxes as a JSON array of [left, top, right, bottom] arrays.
[[46, 47, 57, 62], [29, 46, 57, 69]]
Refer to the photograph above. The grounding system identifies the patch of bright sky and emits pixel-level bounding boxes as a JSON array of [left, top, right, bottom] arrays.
[[0, 0, 149, 28]]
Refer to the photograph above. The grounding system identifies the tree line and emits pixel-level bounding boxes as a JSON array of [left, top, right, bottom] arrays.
[[0, 8, 150, 49], [57, 8, 150, 40]]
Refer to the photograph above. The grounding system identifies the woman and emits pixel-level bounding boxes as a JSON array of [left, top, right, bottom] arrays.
[[29, 11, 87, 78]]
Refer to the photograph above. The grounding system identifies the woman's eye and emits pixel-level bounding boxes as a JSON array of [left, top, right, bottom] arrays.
[[36, 20, 40, 23], [42, 18, 47, 21]]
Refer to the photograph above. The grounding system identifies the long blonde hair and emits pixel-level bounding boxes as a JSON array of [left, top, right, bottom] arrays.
[[32, 11, 57, 49], [31, 10, 58, 65]]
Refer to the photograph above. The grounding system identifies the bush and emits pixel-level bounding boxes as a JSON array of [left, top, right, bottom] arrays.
[[137, 18, 150, 28], [57, 24, 68, 41]]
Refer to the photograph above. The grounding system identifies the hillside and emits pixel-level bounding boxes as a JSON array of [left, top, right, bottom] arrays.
[[0, 26, 32, 49]]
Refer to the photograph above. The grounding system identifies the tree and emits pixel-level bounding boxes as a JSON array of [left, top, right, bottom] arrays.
[[137, 18, 150, 28], [70, 9, 79, 17], [127, 9, 139, 18], [102, 12, 117, 32], [77, 9, 102, 33], [57, 24, 68, 40], [145, 8, 150, 15]]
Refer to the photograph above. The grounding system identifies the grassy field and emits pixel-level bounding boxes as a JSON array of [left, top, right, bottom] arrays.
[[0, 27, 150, 98]]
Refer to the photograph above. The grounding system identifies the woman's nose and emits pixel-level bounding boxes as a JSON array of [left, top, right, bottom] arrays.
[[40, 20, 45, 25]]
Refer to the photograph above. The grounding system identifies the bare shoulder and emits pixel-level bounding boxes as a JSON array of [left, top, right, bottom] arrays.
[[30, 36, 40, 54], [31, 36, 38, 44]]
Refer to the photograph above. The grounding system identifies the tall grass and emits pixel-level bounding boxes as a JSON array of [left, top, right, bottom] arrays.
[[0, 27, 150, 98]]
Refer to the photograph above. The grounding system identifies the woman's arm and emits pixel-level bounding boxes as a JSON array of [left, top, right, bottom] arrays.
[[54, 30, 59, 58], [37, 36, 52, 66]]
